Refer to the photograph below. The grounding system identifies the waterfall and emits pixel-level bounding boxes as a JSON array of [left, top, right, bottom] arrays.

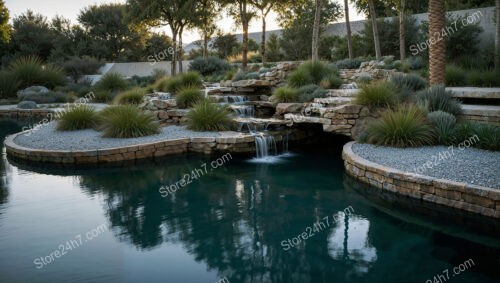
[[232, 105, 255, 118], [254, 134, 277, 158], [230, 96, 246, 103]]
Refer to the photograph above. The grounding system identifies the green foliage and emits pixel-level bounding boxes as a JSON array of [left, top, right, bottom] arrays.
[[405, 57, 426, 70], [175, 87, 204, 108], [389, 73, 427, 96], [62, 56, 103, 82], [445, 65, 467, 86], [466, 70, 500, 87], [288, 61, 338, 87], [427, 111, 457, 145], [211, 32, 240, 59], [99, 105, 160, 138], [245, 72, 260, 80], [367, 104, 435, 147], [113, 88, 145, 105], [266, 33, 283, 62], [320, 74, 343, 89], [334, 58, 363, 69], [0, 70, 20, 98], [188, 57, 231, 76], [152, 77, 169, 92], [416, 85, 462, 116], [185, 99, 232, 131], [178, 72, 203, 89], [21, 90, 70, 104], [299, 87, 328, 103], [287, 68, 313, 88], [355, 80, 398, 107], [94, 72, 129, 93], [271, 87, 299, 103], [56, 106, 97, 131], [9, 56, 66, 89], [472, 123, 499, 151]]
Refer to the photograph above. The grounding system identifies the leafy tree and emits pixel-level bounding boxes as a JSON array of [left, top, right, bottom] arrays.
[[193, 0, 222, 59], [143, 33, 174, 61], [10, 11, 54, 60], [211, 32, 240, 59], [0, 0, 10, 43], [266, 33, 283, 62], [247, 38, 260, 52]]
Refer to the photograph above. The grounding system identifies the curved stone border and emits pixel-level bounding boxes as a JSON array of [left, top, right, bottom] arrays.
[[5, 130, 308, 165], [0, 108, 54, 119], [342, 142, 500, 218]]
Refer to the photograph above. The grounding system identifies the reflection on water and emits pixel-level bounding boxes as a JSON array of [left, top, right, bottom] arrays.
[[0, 119, 499, 283]]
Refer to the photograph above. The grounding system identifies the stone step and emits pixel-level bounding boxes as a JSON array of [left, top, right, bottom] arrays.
[[327, 89, 360, 98], [459, 104, 500, 125], [447, 87, 500, 100]]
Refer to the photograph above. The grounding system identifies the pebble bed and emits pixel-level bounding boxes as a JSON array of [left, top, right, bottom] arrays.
[[14, 122, 226, 151], [352, 143, 500, 189]]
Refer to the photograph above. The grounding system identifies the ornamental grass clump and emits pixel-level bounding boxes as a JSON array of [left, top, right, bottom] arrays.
[[427, 111, 457, 145], [355, 80, 398, 107], [113, 88, 146, 105], [175, 87, 204, 108], [99, 105, 160, 138], [367, 104, 435, 147], [389, 73, 427, 93], [271, 87, 300, 103], [94, 72, 129, 93], [416, 84, 462, 116], [56, 106, 98, 131], [185, 99, 232, 131]]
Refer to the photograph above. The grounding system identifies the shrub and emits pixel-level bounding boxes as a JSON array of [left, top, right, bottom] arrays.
[[99, 105, 160, 138], [473, 123, 499, 151], [299, 61, 338, 84], [22, 90, 70, 104], [466, 70, 500, 87], [416, 85, 462, 116], [56, 106, 98, 131], [94, 72, 129, 92], [271, 87, 299, 103], [367, 104, 435, 147], [445, 65, 467, 86], [176, 87, 204, 108], [320, 74, 343, 89], [390, 73, 427, 93], [0, 71, 20, 98], [188, 57, 231, 76], [405, 56, 426, 70], [164, 77, 184, 93], [62, 56, 103, 82], [299, 88, 328, 103], [427, 111, 457, 145], [355, 80, 398, 107], [152, 77, 169, 92], [10, 56, 66, 89], [335, 58, 363, 69], [287, 68, 313, 87], [178, 72, 203, 89], [245, 72, 260, 80], [113, 88, 146, 105], [223, 68, 237, 80], [151, 69, 168, 82], [93, 90, 113, 103], [185, 99, 232, 131], [57, 79, 92, 97]]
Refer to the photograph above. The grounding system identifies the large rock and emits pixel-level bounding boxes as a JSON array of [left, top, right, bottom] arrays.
[[275, 103, 304, 116], [17, 86, 49, 100], [17, 101, 38, 109]]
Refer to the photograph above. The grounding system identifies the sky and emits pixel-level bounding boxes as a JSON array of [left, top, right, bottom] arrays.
[[4, 0, 365, 44]]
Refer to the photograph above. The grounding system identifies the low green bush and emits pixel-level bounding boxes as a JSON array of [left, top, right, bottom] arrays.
[[271, 87, 299, 103], [99, 105, 160, 138], [405, 56, 426, 70], [416, 85, 462, 116], [178, 72, 203, 89], [367, 104, 435, 147], [10, 56, 66, 89], [94, 72, 129, 93], [427, 111, 457, 145], [22, 90, 70, 104], [355, 80, 398, 107], [335, 58, 363, 69], [176, 87, 204, 108], [389, 73, 427, 94], [188, 57, 231, 76], [152, 77, 169, 92], [287, 68, 313, 88], [454, 122, 499, 151], [0, 71, 20, 98], [113, 88, 146, 105], [56, 106, 98, 131], [245, 72, 260, 80], [466, 70, 500, 87], [320, 74, 343, 89], [185, 99, 232, 131], [288, 61, 338, 87], [445, 65, 467, 86], [62, 56, 103, 82], [299, 88, 328, 103]]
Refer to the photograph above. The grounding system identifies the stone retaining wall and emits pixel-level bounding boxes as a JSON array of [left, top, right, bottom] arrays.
[[342, 142, 500, 218], [0, 108, 54, 119], [5, 130, 306, 165]]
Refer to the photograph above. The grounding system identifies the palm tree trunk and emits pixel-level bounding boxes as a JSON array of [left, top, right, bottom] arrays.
[[345, 0, 354, 59], [368, 0, 381, 60], [171, 29, 178, 76], [179, 26, 184, 73], [429, 0, 446, 85], [203, 34, 209, 59], [261, 10, 267, 66], [399, 0, 406, 60], [240, 1, 249, 70], [495, 0, 500, 68], [312, 0, 321, 61]]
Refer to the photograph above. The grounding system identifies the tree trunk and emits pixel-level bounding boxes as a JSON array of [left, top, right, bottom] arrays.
[[312, 0, 321, 61], [428, 0, 446, 85], [241, 1, 248, 70], [171, 29, 178, 76], [368, 0, 381, 60], [399, 0, 406, 60], [179, 26, 184, 73], [495, 0, 500, 68], [203, 34, 209, 59], [261, 11, 267, 66], [345, 0, 354, 59]]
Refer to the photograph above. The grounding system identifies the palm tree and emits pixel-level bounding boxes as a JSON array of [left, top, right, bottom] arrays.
[[428, 0, 445, 85], [495, 0, 499, 69], [368, 0, 381, 60], [345, 0, 354, 59], [312, 0, 322, 61], [399, 0, 406, 60]]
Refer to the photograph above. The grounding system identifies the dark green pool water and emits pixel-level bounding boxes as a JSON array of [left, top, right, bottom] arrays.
[[0, 120, 499, 283]]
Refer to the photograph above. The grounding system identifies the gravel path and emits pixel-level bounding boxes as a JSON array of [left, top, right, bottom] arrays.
[[14, 122, 227, 151], [352, 143, 500, 189]]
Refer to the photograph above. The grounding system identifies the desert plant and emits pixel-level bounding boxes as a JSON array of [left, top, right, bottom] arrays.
[[472, 123, 499, 151], [10, 56, 66, 89], [188, 56, 231, 76], [355, 80, 398, 107], [404, 56, 426, 70], [152, 77, 169, 92], [427, 111, 457, 145], [445, 65, 467, 86], [94, 72, 129, 93], [178, 72, 203, 89], [22, 90, 70, 104], [113, 88, 146, 105], [99, 105, 160, 138], [416, 85, 462, 116], [56, 106, 98, 131], [0, 71, 20, 98], [389, 73, 427, 94], [299, 61, 338, 84], [299, 88, 328, 103], [176, 87, 204, 108], [320, 74, 343, 89], [271, 87, 299, 103], [335, 58, 363, 69], [185, 99, 232, 131], [62, 56, 103, 82], [287, 68, 313, 87], [244, 72, 260, 80], [367, 104, 435, 147]]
